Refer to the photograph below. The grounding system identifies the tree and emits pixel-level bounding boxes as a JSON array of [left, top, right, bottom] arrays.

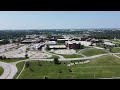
[[44, 76, 48, 79], [68, 69, 72, 72], [80, 45, 84, 49], [104, 45, 107, 50], [25, 54, 29, 59], [38, 60, 42, 66], [26, 48, 29, 53], [53, 58, 60, 64], [0, 56, 3, 60], [58, 69, 62, 73], [26, 62, 30, 68], [29, 67, 34, 72], [46, 45, 50, 50], [109, 47, 113, 52]]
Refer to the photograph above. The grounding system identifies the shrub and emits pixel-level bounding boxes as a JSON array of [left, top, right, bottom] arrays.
[[44, 76, 48, 79], [53, 58, 60, 64], [80, 45, 84, 49], [25, 54, 29, 59], [68, 69, 72, 72], [38, 60, 42, 66], [58, 70, 62, 73], [29, 67, 34, 72], [26, 62, 30, 68]]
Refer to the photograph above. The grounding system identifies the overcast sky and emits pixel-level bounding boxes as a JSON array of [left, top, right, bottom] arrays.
[[0, 11, 120, 30]]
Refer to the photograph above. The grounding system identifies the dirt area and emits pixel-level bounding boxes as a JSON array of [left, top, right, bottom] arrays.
[[0, 44, 18, 54], [0, 44, 52, 59], [29, 51, 52, 59], [50, 49, 76, 55]]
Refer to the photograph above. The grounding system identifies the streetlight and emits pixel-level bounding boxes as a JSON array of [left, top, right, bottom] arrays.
[[94, 73, 95, 79]]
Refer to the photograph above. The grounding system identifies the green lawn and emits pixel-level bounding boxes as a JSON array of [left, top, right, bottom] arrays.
[[111, 47, 120, 53], [96, 44, 105, 48], [75, 46, 91, 53], [0, 58, 25, 63], [13, 61, 25, 79], [61, 54, 83, 58], [0, 67, 4, 76], [17, 55, 120, 79], [111, 40, 120, 43], [81, 48, 107, 56], [114, 54, 120, 57]]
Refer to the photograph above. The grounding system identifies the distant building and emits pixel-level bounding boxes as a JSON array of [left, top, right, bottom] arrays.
[[65, 40, 81, 49], [28, 43, 45, 50], [48, 45, 67, 49], [103, 42, 115, 47], [102, 39, 115, 48], [45, 41, 57, 45], [57, 38, 70, 43], [79, 41, 91, 46], [80, 37, 89, 41], [21, 39, 37, 44]]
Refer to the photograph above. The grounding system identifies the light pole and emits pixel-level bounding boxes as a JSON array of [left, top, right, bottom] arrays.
[[94, 73, 95, 79]]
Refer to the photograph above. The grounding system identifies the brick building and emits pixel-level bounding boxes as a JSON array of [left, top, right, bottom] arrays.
[[65, 40, 81, 49]]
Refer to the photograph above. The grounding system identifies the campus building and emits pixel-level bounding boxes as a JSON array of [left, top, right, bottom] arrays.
[[45, 41, 57, 45], [65, 40, 81, 49], [48, 45, 67, 49]]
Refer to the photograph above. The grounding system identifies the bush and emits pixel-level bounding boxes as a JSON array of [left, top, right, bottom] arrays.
[[38, 60, 42, 66], [80, 45, 84, 49], [29, 67, 34, 72], [58, 70, 62, 73], [26, 62, 30, 68], [53, 58, 60, 64], [68, 69, 72, 72], [25, 54, 29, 59], [44, 76, 48, 79]]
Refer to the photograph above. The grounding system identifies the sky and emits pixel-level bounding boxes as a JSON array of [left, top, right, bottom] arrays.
[[0, 11, 120, 30]]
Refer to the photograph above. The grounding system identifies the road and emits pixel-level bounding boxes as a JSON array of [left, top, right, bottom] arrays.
[[0, 61, 17, 79]]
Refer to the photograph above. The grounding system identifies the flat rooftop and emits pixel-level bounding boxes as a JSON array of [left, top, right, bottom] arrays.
[[49, 45, 66, 48]]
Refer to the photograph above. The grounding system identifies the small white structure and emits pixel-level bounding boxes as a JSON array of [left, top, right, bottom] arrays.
[[103, 42, 115, 47], [103, 39, 115, 47], [46, 41, 57, 45], [79, 41, 91, 46], [49, 45, 67, 49]]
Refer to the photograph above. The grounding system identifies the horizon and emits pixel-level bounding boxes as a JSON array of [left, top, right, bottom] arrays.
[[0, 28, 120, 30], [0, 11, 120, 30]]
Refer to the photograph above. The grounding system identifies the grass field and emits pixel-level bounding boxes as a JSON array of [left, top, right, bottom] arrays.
[[17, 55, 120, 79], [114, 54, 120, 57], [48, 51, 83, 58], [13, 61, 25, 79], [0, 67, 4, 76], [111, 47, 120, 53], [61, 54, 83, 58], [0, 58, 25, 63], [111, 40, 120, 43], [75, 46, 91, 53], [81, 48, 107, 56]]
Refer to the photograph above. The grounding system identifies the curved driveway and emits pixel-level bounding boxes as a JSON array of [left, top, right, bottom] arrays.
[[0, 62, 17, 79]]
